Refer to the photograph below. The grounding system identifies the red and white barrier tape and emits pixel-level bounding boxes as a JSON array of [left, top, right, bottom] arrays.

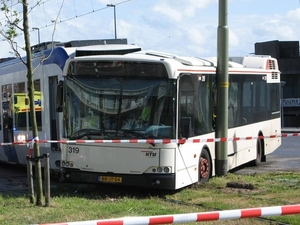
[[32, 204, 300, 225], [0, 141, 28, 146], [2, 133, 299, 146]]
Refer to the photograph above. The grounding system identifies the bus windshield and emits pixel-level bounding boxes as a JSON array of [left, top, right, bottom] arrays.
[[64, 76, 176, 140]]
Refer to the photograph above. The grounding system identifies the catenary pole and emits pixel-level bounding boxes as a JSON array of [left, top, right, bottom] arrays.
[[215, 0, 229, 176]]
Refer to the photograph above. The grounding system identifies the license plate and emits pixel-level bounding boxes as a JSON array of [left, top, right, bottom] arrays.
[[99, 176, 122, 183]]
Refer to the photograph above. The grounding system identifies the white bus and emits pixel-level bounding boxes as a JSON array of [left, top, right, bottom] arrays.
[[59, 49, 281, 190]]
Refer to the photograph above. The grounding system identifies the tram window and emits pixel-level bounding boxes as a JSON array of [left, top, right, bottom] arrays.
[[12, 80, 43, 130], [13, 82, 27, 130], [2, 84, 13, 142]]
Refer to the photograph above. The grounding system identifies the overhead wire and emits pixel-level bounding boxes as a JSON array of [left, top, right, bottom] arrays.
[[0, 0, 50, 21], [37, 0, 131, 29], [1, 0, 131, 26], [0, 0, 131, 42]]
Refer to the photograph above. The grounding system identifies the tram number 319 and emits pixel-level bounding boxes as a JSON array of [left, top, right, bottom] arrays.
[[68, 147, 80, 154]]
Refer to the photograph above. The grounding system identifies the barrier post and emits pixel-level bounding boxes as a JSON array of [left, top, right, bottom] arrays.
[[26, 156, 34, 203], [43, 153, 50, 206]]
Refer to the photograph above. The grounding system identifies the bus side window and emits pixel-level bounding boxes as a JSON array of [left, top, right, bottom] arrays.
[[179, 75, 195, 138], [179, 74, 214, 138]]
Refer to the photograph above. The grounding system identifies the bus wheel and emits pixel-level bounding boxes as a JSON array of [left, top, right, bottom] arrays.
[[252, 139, 262, 166], [198, 149, 211, 183]]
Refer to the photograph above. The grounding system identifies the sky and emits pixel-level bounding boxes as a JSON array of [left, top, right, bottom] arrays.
[[0, 0, 300, 58]]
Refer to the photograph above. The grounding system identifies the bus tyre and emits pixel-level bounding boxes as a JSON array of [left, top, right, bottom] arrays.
[[252, 139, 262, 166], [198, 149, 211, 183]]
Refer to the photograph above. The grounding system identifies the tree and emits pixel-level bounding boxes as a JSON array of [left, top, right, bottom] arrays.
[[0, 0, 62, 206], [1, 0, 43, 206]]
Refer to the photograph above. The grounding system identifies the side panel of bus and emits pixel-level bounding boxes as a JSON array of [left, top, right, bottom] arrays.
[[176, 73, 216, 188], [226, 73, 281, 169], [0, 64, 63, 171], [227, 118, 281, 170], [176, 134, 215, 189]]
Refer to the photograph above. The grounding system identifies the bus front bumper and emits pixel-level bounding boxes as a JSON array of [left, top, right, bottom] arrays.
[[60, 168, 176, 190]]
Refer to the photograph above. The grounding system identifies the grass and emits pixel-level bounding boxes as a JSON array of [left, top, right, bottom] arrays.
[[0, 172, 300, 225]]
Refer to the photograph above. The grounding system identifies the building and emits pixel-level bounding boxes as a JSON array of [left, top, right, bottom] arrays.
[[255, 40, 300, 127]]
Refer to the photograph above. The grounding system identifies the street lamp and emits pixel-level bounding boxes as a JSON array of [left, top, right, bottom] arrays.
[[32, 27, 40, 45], [107, 4, 117, 39]]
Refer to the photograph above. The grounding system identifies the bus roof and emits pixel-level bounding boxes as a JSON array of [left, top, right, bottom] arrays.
[[64, 49, 280, 83], [70, 50, 277, 71], [0, 47, 75, 76], [75, 44, 141, 57]]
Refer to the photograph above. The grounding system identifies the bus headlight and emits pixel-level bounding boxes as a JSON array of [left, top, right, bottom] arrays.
[[148, 166, 172, 173], [163, 167, 170, 173], [17, 134, 26, 142], [61, 160, 74, 168]]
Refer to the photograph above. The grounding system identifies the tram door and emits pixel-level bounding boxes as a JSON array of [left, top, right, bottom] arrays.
[[49, 77, 60, 151], [1, 84, 18, 162]]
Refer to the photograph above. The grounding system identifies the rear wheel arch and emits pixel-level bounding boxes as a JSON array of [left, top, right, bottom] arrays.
[[252, 131, 265, 166], [259, 131, 266, 162], [198, 147, 212, 183]]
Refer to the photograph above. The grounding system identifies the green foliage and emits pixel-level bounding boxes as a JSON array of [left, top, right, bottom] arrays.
[[0, 1, 22, 39]]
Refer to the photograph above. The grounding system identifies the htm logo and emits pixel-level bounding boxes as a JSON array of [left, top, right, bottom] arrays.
[[145, 152, 156, 157]]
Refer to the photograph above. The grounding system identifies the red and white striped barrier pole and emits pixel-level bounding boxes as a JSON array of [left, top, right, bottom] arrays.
[[35, 132, 299, 145], [1, 132, 300, 146], [27, 137, 39, 157], [32, 204, 300, 225]]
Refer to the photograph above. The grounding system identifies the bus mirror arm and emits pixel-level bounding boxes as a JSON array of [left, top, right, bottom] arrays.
[[56, 81, 63, 112]]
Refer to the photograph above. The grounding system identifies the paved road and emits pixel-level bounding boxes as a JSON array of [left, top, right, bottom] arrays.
[[234, 134, 300, 175], [0, 163, 28, 195], [0, 133, 299, 195]]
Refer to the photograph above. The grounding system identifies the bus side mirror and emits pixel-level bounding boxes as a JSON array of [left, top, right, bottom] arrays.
[[181, 117, 191, 138], [56, 81, 63, 112]]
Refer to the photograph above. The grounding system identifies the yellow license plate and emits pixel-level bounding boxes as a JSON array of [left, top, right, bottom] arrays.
[[99, 176, 122, 183]]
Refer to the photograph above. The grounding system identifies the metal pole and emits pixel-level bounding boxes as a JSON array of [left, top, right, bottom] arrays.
[[26, 156, 34, 203], [44, 153, 50, 207], [38, 29, 40, 45], [32, 27, 40, 45], [107, 4, 117, 39], [113, 6, 117, 39], [215, 0, 229, 176]]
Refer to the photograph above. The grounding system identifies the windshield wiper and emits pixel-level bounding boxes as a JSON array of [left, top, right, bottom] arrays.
[[70, 129, 157, 140], [70, 129, 108, 140], [121, 130, 156, 139]]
